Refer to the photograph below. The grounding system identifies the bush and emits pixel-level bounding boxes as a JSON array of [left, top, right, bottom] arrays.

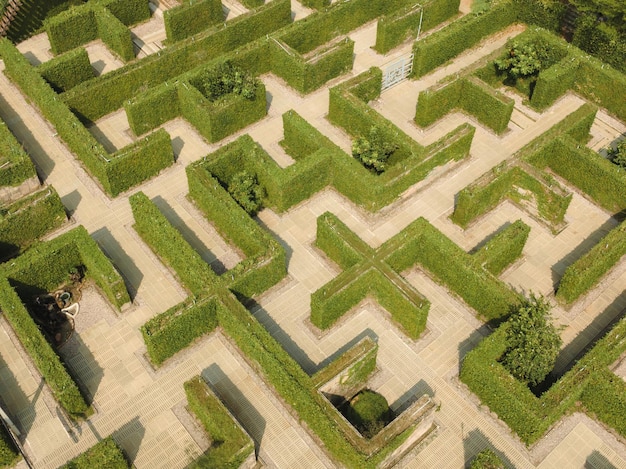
[[352, 126, 399, 173], [344, 390, 393, 439], [227, 170, 265, 216], [37, 47, 94, 92], [608, 139, 626, 168], [470, 449, 505, 469], [142, 297, 218, 365], [472, 220, 530, 276], [185, 376, 254, 469], [164, 0, 223, 42], [0, 424, 19, 468], [61, 437, 128, 469], [0, 187, 67, 260], [557, 219, 626, 304], [195, 61, 259, 102]]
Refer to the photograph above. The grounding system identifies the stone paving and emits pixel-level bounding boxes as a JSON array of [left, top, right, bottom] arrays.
[[0, 1, 625, 468]]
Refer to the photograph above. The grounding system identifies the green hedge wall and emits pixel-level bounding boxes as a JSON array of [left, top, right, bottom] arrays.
[[298, 0, 329, 9], [130, 191, 219, 297], [530, 57, 580, 110], [124, 82, 180, 136], [62, 0, 290, 121], [472, 220, 530, 276], [451, 165, 571, 231], [3, 226, 130, 310], [95, 5, 135, 62], [0, 275, 89, 416], [0, 187, 66, 260], [270, 37, 354, 94], [0, 119, 36, 187], [0, 423, 19, 468], [97, 0, 151, 26], [374, 0, 459, 54], [527, 137, 626, 214], [311, 336, 378, 389], [573, 13, 626, 74], [185, 376, 254, 469], [164, 0, 224, 43], [37, 48, 94, 93], [61, 436, 129, 469], [415, 76, 513, 134], [142, 297, 218, 365], [461, 312, 626, 444], [105, 129, 174, 197], [45, 5, 97, 55], [385, 218, 520, 321], [238, 0, 265, 8], [575, 60, 626, 122], [557, 219, 626, 304]]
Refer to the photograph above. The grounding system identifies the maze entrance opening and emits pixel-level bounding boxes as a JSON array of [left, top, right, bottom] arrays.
[[382, 53, 413, 91]]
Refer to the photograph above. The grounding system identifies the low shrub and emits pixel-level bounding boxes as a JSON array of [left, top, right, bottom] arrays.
[[227, 170, 265, 216], [61, 436, 128, 469], [557, 219, 626, 304], [185, 376, 254, 469], [344, 390, 393, 439], [472, 220, 530, 276]]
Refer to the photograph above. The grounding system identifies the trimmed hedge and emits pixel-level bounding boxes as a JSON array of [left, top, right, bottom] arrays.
[[130, 192, 218, 297], [311, 336, 378, 389], [472, 220, 530, 276], [530, 57, 580, 110], [37, 47, 94, 93], [0, 187, 66, 260], [0, 275, 88, 417], [97, 0, 151, 26], [557, 219, 626, 304], [461, 312, 626, 445], [573, 13, 626, 74], [62, 0, 291, 121], [94, 5, 134, 62], [164, 0, 224, 43], [61, 437, 128, 469], [142, 297, 218, 365], [450, 165, 571, 232], [0, 39, 174, 198], [385, 218, 520, 321], [0, 424, 19, 468], [3, 226, 130, 310], [124, 82, 180, 136], [415, 76, 513, 134], [0, 120, 36, 188], [185, 376, 254, 469], [238, 0, 265, 8], [374, 0, 459, 54]]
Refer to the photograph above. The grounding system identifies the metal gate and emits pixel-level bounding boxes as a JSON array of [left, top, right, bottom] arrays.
[[381, 53, 413, 91]]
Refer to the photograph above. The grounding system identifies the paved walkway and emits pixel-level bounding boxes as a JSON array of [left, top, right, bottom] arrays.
[[0, 2, 625, 468]]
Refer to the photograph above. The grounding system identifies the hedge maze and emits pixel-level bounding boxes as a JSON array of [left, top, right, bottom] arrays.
[[1, 0, 626, 467]]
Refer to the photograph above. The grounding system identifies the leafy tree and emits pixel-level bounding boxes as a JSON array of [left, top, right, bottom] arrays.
[[501, 294, 562, 386], [351, 126, 398, 173], [227, 171, 265, 216], [495, 42, 548, 79], [470, 449, 505, 469], [199, 61, 258, 102], [608, 139, 626, 169]]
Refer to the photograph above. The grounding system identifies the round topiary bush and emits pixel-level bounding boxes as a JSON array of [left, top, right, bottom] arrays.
[[344, 389, 393, 438]]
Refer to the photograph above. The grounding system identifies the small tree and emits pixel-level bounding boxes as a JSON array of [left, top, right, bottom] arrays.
[[227, 171, 265, 216], [608, 139, 626, 169], [495, 42, 545, 79], [199, 61, 258, 102], [470, 449, 505, 469], [351, 126, 398, 173], [501, 294, 562, 386]]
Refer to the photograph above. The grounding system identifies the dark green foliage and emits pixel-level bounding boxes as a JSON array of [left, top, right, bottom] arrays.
[[374, 0, 459, 54], [470, 449, 505, 469], [62, 0, 290, 121], [227, 170, 265, 216], [0, 187, 67, 260], [37, 47, 94, 92], [185, 377, 254, 469], [501, 295, 562, 386], [352, 126, 398, 173], [0, 423, 19, 468], [415, 76, 513, 133], [0, 120, 36, 187], [608, 139, 626, 168], [472, 220, 530, 276], [61, 437, 128, 469], [573, 13, 626, 73], [105, 129, 174, 197], [344, 390, 393, 439], [164, 0, 223, 42], [142, 298, 218, 365], [196, 61, 258, 102], [130, 192, 218, 297], [557, 219, 626, 304], [451, 165, 571, 232], [495, 41, 546, 79], [44, 4, 97, 55], [0, 275, 88, 416]]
